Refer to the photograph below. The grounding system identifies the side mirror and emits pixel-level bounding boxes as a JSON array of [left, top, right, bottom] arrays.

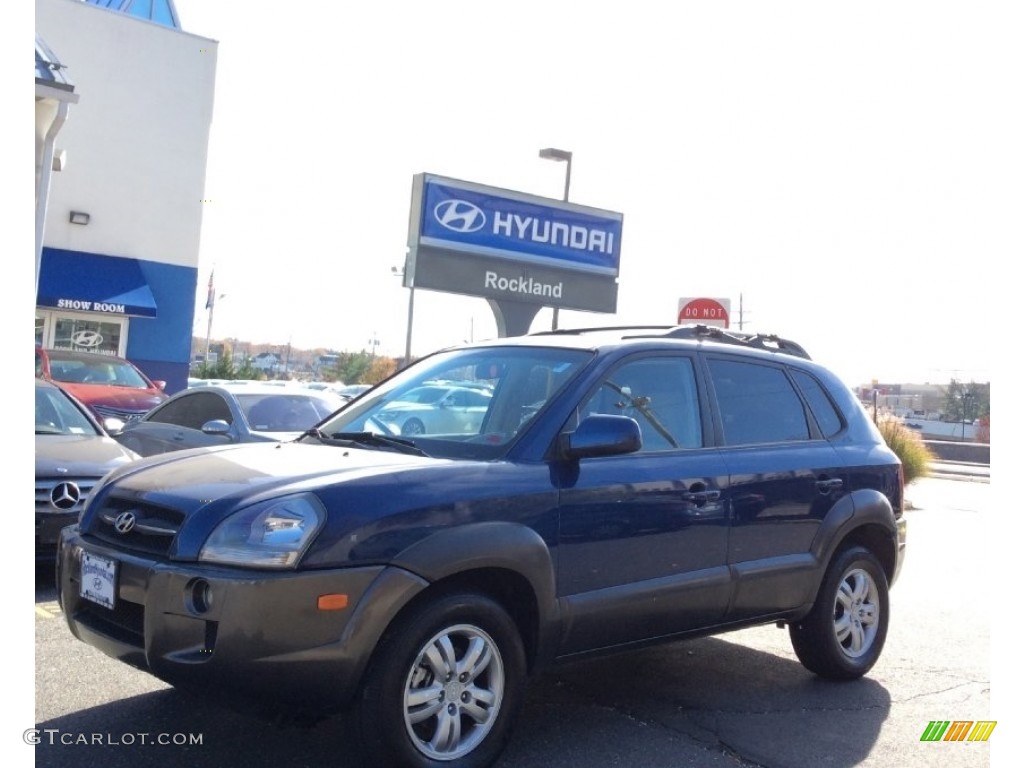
[[154, 380, 167, 391], [559, 415, 642, 460], [201, 419, 231, 436], [103, 417, 125, 436]]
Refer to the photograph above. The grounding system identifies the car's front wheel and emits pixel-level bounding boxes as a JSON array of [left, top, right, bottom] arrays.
[[359, 592, 526, 768], [401, 418, 426, 436], [789, 545, 890, 680]]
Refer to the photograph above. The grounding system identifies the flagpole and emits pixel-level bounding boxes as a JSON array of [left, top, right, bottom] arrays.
[[204, 300, 214, 366], [204, 270, 215, 367]]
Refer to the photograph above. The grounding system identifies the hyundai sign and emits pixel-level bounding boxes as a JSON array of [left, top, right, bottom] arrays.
[[405, 174, 623, 313]]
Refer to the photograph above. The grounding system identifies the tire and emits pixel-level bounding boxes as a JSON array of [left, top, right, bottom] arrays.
[[401, 418, 426, 436], [358, 592, 527, 768], [789, 546, 890, 680]]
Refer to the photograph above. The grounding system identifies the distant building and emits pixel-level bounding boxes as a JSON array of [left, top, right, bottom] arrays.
[[253, 352, 282, 373]]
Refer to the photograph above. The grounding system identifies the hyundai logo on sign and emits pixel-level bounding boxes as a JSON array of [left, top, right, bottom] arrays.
[[434, 200, 486, 233], [414, 175, 623, 276]]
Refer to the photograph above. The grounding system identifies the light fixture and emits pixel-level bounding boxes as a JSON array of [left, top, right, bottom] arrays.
[[69, 211, 90, 225], [538, 148, 573, 330]]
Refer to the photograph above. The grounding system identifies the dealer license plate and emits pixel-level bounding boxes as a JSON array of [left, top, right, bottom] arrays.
[[80, 552, 117, 609]]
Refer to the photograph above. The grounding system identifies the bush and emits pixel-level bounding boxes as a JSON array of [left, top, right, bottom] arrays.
[[877, 418, 935, 486]]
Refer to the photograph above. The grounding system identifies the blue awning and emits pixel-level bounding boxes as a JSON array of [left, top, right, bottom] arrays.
[[38, 248, 158, 318]]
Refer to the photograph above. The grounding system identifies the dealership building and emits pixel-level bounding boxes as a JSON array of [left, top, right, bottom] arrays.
[[34, 0, 217, 393]]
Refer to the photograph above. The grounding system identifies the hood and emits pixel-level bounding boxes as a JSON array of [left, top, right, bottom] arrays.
[[100, 441, 439, 510], [57, 382, 165, 413], [36, 434, 139, 477]]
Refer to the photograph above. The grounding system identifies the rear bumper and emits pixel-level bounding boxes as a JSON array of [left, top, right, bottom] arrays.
[[892, 516, 908, 586]]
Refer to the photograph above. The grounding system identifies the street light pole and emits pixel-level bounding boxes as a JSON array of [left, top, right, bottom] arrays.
[[393, 265, 415, 367], [539, 147, 572, 331], [961, 391, 974, 442]]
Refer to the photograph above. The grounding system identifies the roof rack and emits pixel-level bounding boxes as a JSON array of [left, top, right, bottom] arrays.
[[655, 325, 811, 359], [531, 324, 811, 359]]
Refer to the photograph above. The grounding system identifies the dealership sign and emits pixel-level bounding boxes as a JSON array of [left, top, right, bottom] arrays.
[[405, 174, 623, 313], [678, 297, 731, 328]]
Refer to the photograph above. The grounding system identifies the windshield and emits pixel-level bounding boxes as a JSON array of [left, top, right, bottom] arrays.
[[237, 392, 344, 432], [317, 346, 592, 458], [48, 355, 152, 389], [36, 385, 101, 436]]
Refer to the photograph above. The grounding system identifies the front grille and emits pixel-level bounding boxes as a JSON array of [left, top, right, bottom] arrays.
[[36, 477, 100, 516], [76, 597, 145, 647], [87, 497, 186, 557], [92, 405, 146, 423]]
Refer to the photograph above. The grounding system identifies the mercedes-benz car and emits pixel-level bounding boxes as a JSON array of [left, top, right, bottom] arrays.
[[57, 325, 906, 768], [35, 379, 139, 564]]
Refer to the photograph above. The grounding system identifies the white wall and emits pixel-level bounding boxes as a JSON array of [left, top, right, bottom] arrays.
[[35, 0, 217, 268]]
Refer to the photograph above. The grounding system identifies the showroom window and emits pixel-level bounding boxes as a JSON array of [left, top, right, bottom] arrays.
[[35, 310, 127, 356]]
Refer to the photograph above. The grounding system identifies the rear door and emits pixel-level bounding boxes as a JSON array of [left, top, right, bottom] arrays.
[[705, 356, 848, 620]]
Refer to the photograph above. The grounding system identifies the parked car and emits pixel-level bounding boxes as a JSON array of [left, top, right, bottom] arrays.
[[35, 379, 139, 564], [36, 346, 168, 425], [57, 325, 906, 768], [336, 383, 372, 400], [113, 382, 347, 457], [377, 383, 493, 435]]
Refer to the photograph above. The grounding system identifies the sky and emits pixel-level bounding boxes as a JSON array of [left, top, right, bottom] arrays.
[[163, 0, 1015, 388]]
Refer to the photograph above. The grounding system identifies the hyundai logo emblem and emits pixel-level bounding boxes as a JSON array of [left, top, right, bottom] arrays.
[[433, 199, 486, 233], [71, 330, 104, 349], [50, 482, 81, 511], [113, 511, 137, 534]]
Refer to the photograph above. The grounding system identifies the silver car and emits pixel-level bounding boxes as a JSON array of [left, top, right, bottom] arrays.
[[35, 379, 139, 564], [376, 384, 493, 436], [114, 383, 346, 457]]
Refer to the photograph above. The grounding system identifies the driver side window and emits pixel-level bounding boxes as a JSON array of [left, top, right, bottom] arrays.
[[581, 356, 703, 452]]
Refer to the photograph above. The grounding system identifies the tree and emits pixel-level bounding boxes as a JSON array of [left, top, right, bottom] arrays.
[[941, 379, 990, 423]]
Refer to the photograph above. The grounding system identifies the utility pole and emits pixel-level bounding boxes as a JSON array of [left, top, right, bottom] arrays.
[[736, 293, 752, 331]]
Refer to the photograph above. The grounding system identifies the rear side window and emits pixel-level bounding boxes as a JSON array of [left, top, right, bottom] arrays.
[[708, 359, 810, 445], [792, 370, 844, 438], [150, 392, 231, 430]]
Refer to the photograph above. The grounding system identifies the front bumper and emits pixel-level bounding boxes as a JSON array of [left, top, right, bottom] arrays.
[[57, 528, 429, 716], [36, 512, 77, 562]]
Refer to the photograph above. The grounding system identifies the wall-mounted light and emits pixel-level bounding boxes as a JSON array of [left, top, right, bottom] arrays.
[[69, 211, 90, 225]]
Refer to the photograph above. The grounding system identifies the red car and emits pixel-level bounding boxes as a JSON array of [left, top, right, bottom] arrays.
[[35, 346, 168, 426]]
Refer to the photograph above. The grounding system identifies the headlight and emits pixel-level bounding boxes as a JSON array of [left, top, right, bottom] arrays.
[[199, 493, 325, 569]]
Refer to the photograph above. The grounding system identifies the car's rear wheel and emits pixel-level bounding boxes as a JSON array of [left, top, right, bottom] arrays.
[[401, 418, 426, 436], [789, 545, 889, 680], [359, 592, 526, 768]]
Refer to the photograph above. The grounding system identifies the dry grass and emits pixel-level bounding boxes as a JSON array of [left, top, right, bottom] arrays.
[[877, 418, 935, 485]]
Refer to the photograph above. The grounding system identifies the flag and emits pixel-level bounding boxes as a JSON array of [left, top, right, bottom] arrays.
[[205, 270, 215, 310]]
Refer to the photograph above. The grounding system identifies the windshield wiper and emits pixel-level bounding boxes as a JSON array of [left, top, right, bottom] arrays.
[[602, 381, 679, 449], [328, 431, 429, 457]]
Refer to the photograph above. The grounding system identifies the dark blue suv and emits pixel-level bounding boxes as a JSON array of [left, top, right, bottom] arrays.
[[57, 325, 906, 768]]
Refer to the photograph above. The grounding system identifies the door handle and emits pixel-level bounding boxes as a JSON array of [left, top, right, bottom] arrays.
[[681, 488, 721, 506], [816, 477, 843, 494]]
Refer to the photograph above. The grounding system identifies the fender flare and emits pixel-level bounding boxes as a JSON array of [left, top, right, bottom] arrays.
[[391, 521, 561, 660], [811, 488, 899, 571]]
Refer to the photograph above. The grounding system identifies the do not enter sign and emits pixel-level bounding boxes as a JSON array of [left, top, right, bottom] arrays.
[[677, 297, 731, 328]]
